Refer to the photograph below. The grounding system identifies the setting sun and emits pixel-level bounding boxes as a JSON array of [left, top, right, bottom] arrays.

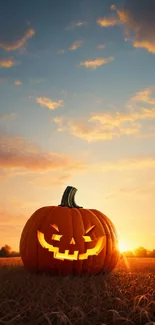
[[118, 239, 129, 253]]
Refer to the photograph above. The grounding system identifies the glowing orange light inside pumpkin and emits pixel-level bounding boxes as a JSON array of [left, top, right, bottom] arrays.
[[52, 234, 62, 241], [37, 228, 106, 261]]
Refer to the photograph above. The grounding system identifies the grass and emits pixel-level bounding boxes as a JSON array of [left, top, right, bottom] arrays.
[[0, 257, 155, 325]]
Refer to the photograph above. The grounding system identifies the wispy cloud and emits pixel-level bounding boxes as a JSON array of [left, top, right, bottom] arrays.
[[112, 1, 155, 53], [90, 107, 155, 124], [65, 21, 87, 30], [57, 40, 83, 55], [97, 1, 155, 54], [0, 58, 16, 68], [68, 40, 83, 51], [53, 116, 64, 132], [0, 134, 85, 172], [133, 40, 155, 54], [0, 28, 35, 51], [14, 80, 22, 86], [36, 97, 63, 110], [52, 88, 155, 142], [52, 115, 139, 142], [131, 88, 155, 105], [97, 16, 119, 27], [79, 57, 114, 69], [67, 118, 140, 141]]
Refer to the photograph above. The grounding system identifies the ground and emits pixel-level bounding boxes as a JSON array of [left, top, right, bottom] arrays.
[[0, 257, 155, 325]]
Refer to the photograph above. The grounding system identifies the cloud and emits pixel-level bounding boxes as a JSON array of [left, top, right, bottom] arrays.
[[0, 28, 35, 51], [97, 16, 119, 27], [91, 107, 155, 124], [52, 95, 155, 142], [14, 80, 22, 86], [79, 57, 114, 69], [97, 2, 155, 53], [0, 58, 16, 68], [131, 88, 155, 105], [52, 115, 140, 142], [68, 40, 83, 51], [57, 40, 83, 55], [0, 134, 85, 172], [53, 116, 64, 132], [69, 118, 140, 141], [36, 97, 63, 110], [65, 21, 87, 30], [113, 0, 155, 53], [133, 40, 155, 53]]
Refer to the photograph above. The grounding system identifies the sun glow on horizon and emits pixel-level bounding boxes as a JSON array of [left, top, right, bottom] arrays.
[[118, 239, 130, 253]]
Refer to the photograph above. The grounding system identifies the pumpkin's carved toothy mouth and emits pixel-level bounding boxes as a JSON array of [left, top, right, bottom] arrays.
[[37, 230, 105, 261]]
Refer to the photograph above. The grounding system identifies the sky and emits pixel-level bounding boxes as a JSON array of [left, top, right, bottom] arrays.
[[0, 0, 155, 252]]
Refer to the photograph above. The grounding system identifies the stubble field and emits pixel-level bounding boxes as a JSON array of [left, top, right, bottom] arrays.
[[0, 257, 155, 325]]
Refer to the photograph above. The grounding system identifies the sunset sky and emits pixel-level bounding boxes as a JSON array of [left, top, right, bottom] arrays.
[[0, 0, 155, 252]]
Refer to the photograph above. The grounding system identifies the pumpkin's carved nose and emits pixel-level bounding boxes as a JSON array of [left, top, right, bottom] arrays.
[[70, 237, 76, 244]]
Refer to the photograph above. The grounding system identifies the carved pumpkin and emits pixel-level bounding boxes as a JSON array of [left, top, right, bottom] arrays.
[[20, 186, 120, 275]]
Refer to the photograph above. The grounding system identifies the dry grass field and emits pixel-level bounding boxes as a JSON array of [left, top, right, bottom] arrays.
[[0, 257, 155, 325]]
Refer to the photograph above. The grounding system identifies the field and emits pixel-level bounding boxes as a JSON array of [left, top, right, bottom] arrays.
[[0, 257, 155, 325]]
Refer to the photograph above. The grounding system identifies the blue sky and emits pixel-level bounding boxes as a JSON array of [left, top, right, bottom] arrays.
[[0, 0, 155, 252]]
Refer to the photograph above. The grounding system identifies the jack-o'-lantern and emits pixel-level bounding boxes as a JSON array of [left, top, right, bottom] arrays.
[[20, 186, 120, 275]]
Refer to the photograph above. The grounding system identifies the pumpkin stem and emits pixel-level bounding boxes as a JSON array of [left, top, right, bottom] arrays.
[[59, 186, 83, 208]]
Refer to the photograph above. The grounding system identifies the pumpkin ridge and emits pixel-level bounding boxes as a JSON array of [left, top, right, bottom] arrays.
[[21, 207, 52, 270], [91, 209, 120, 272]]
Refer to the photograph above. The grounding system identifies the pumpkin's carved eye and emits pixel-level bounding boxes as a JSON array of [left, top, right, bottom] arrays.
[[83, 235, 92, 242], [52, 234, 63, 241], [83, 225, 96, 242], [51, 224, 59, 232], [50, 224, 62, 240]]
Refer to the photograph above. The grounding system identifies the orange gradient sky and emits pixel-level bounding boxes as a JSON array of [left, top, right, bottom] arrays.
[[0, 0, 155, 252]]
